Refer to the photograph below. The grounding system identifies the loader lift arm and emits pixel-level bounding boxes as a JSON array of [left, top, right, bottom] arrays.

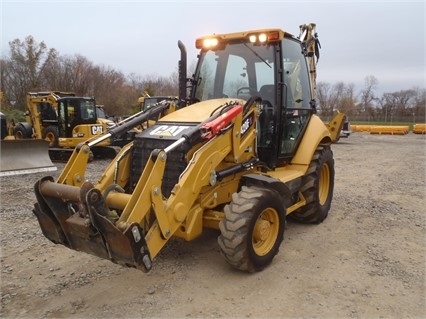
[[33, 101, 255, 271], [57, 99, 175, 186]]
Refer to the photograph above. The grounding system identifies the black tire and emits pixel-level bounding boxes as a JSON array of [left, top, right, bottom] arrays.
[[218, 186, 285, 272], [0, 113, 7, 140], [13, 123, 32, 139], [290, 144, 334, 224], [44, 126, 59, 147], [92, 146, 118, 159]]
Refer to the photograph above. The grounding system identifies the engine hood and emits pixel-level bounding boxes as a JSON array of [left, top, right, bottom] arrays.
[[159, 98, 245, 124]]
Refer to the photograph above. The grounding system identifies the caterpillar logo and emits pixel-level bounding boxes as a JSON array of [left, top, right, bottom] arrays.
[[91, 125, 103, 135], [241, 115, 253, 136], [150, 125, 190, 137]]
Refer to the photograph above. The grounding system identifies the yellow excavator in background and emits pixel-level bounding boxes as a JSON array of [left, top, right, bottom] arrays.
[[0, 92, 122, 175], [32, 23, 346, 273]]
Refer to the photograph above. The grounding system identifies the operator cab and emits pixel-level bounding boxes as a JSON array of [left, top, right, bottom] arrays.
[[190, 30, 315, 168], [57, 97, 97, 137]]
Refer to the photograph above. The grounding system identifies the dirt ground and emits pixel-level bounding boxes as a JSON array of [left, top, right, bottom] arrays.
[[1, 132, 425, 319]]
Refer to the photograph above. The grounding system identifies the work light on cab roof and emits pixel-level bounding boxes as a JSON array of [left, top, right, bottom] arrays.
[[196, 29, 284, 49]]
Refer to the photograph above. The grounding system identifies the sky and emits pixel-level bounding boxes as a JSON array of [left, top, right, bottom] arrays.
[[1, 0, 425, 94]]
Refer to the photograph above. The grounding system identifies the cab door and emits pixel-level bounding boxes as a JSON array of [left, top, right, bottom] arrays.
[[57, 100, 73, 138], [277, 37, 313, 160]]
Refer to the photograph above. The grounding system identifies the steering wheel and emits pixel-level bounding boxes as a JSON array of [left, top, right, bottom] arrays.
[[237, 87, 259, 97]]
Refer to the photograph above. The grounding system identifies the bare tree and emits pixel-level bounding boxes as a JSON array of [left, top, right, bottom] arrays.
[[317, 81, 357, 119], [379, 89, 416, 122], [1, 36, 57, 109], [90, 65, 130, 115], [410, 87, 426, 123], [316, 81, 333, 116], [358, 75, 378, 120], [339, 83, 356, 118]]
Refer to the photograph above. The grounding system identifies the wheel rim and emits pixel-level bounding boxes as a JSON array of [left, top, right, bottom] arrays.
[[252, 208, 280, 256], [318, 163, 330, 205], [45, 132, 55, 146], [15, 131, 23, 139]]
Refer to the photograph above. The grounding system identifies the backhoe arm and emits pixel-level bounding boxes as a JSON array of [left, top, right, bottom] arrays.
[[299, 23, 321, 103]]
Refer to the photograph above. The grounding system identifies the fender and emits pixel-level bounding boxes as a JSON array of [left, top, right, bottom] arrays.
[[241, 173, 292, 208], [292, 115, 332, 166]]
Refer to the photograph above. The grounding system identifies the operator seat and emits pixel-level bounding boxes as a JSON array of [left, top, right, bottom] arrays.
[[257, 85, 276, 150], [259, 84, 275, 106], [258, 83, 294, 108]]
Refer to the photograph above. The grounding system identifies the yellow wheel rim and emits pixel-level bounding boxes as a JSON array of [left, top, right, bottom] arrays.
[[318, 163, 330, 205], [252, 208, 280, 256], [45, 132, 55, 146]]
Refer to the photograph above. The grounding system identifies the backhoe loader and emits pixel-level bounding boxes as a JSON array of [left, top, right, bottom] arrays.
[[2, 91, 119, 162], [33, 23, 345, 272]]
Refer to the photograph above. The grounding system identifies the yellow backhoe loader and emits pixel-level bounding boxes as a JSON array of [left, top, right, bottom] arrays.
[[1, 92, 123, 175], [33, 23, 345, 273]]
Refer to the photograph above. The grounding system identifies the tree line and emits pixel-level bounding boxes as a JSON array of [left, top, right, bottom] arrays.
[[0, 36, 179, 117], [317, 76, 425, 123], [1, 36, 425, 123]]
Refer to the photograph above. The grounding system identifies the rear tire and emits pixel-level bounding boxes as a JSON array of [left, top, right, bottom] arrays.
[[218, 186, 285, 272], [290, 144, 334, 223], [44, 126, 59, 147], [13, 123, 32, 139]]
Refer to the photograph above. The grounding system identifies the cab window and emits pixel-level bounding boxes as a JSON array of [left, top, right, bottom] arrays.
[[280, 38, 312, 156]]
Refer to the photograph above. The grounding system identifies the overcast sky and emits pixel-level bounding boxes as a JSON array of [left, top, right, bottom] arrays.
[[1, 1, 425, 94]]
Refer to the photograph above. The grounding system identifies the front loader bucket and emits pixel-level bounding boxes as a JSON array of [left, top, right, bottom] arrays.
[[0, 139, 57, 176], [32, 177, 152, 272]]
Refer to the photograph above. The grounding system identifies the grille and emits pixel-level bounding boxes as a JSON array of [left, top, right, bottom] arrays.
[[131, 136, 190, 198]]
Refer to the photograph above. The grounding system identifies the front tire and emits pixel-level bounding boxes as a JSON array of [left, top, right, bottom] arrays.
[[218, 186, 285, 272], [44, 126, 59, 147], [290, 144, 335, 224]]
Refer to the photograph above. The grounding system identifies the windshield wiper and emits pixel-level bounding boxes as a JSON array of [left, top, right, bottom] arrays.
[[243, 43, 272, 68]]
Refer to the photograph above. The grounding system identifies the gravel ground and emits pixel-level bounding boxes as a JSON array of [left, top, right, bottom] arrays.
[[1, 132, 425, 319]]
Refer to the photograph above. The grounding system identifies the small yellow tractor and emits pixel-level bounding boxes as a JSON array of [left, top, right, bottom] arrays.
[[33, 23, 345, 272]]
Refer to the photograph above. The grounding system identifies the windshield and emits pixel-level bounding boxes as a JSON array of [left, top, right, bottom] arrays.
[[96, 107, 106, 119], [143, 98, 162, 111], [193, 42, 276, 102], [80, 99, 97, 121]]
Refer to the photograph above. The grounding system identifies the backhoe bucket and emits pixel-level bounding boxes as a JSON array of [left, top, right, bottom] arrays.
[[0, 139, 57, 176]]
